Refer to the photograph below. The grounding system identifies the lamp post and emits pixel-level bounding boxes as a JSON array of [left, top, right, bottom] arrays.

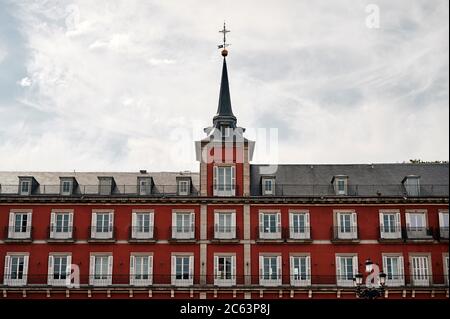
[[353, 258, 387, 299]]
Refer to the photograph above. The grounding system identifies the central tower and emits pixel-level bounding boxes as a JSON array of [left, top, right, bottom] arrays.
[[195, 23, 254, 197]]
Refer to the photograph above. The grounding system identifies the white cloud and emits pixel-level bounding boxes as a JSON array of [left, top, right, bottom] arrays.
[[0, 0, 448, 172]]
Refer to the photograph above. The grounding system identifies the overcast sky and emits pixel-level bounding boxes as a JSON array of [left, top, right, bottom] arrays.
[[0, 0, 448, 172]]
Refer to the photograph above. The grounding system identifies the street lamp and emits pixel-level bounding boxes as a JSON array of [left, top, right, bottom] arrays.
[[353, 258, 386, 299]]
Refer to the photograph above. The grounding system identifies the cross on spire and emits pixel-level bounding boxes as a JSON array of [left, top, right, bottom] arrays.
[[218, 22, 230, 56]]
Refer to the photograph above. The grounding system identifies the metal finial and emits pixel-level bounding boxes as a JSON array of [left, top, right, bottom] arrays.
[[218, 21, 230, 56]]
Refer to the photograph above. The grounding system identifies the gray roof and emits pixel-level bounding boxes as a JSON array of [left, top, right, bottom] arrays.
[[250, 163, 449, 197], [0, 171, 199, 196]]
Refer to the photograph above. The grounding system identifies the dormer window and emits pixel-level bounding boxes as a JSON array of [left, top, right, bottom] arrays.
[[261, 177, 275, 195], [402, 175, 420, 197], [98, 177, 115, 195], [177, 177, 191, 196], [59, 177, 76, 196], [138, 177, 152, 196], [18, 177, 37, 196], [332, 175, 348, 195]]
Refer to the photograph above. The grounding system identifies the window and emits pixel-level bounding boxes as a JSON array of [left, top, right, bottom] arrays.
[[333, 176, 348, 195], [131, 211, 154, 239], [379, 211, 401, 239], [172, 212, 195, 239], [259, 212, 281, 239], [259, 255, 282, 286], [335, 211, 357, 239], [262, 178, 275, 195], [382, 255, 404, 286], [19, 179, 31, 195], [406, 211, 430, 239], [410, 255, 431, 286], [336, 255, 358, 286], [60, 180, 73, 195], [130, 255, 153, 286], [90, 211, 114, 239], [3, 254, 29, 286], [403, 176, 420, 196], [8, 211, 32, 239], [177, 180, 190, 196], [214, 255, 236, 286], [48, 254, 71, 286], [290, 255, 311, 286], [98, 177, 114, 195], [289, 212, 310, 239], [439, 211, 449, 239], [138, 178, 152, 195], [89, 254, 113, 286], [171, 255, 194, 286], [213, 166, 235, 196], [214, 212, 236, 239], [50, 211, 73, 239]]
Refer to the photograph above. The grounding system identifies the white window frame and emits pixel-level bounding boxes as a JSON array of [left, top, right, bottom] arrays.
[[334, 177, 348, 195], [172, 210, 195, 240], [335, 210, 358, 240], [177, 180, 190, 196], [8, 209, 32, 239], [214, 211, 236, 239], [131, 210, 154, 239], [443, 254, 449, 286], [259, 211, 281, 239], [259, 255, 282, 286], [382, 254, 404, 287], [50, 209, 74, 239], [409, 254, 431, 287], [289, 211, 310, 239], [130, 254, 153, 286], [60, 180, 73, 195], [290, 254, 311, 286], [336, 254, 358, 287], [379, 210, 401, 239], [19, 179, 31, 195], [171, 254, 194, 286], [262, 178, 275, 195], [3, 253, 29, 286], [404, 176, 420, 196], [405, 210, 430, 239], [89, 254, 113, 286], [47, 253, 72, 286], [91, 210, 114, 239], [213, 165, 236, 196], [439, 210, 449, 239], [138, 178, 152, 195], [214, 254, 236, 286]]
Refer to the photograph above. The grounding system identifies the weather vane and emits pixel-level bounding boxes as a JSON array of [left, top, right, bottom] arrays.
[[218, 22, 230, 57]]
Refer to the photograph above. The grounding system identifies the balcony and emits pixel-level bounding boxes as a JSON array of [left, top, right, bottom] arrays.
[[259, 274, 282, 287], [286, 226, 312, 242], [48, 226, 75, 243], [169, 226, 196, 242], [404, 227, 434, 241], [378, 226, 403, 242], [88, 226, 116, 242], [256, 226, 283, 242], [129, 226, 157, 243], [4, 226, 33, 243], [210, 226, 239, 242], [332, 226, 359, 242]]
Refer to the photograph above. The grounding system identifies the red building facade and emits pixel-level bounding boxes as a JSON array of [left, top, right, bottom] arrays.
[[0, 49, 448, 300]]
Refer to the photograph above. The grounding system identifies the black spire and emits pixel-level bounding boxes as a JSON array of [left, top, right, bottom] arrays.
[[213, 57, 237, 129]]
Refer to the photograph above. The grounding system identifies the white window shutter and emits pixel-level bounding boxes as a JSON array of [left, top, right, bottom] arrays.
[[50, 212, 56, 238], [66, 255, 72, 279], [277, 256, 282, 280], [277, 213, 281, 232], [214, 255, 218, 279], [289, 256, 294, 282], [109, 213, 114, 233], [89, 256, 95, 285], [231, 255, 236, 283], [150, 213, 154, 237], [3, 255, 10, 284], [91, 213, 97, 238], [131, 213, 137, 238], [259, 213, 263, 230], [8, 213, 14, 238], [213, 166, 218, 194], [189, 256, 194, 281], [335, 256, 341, 282], [231, 166, 236, 191], [47, 255, 54, 284], [190, 212, 195, 234], [231, 213, 236, 236], [405, 213, 411, 227], [27, 212, 32, 230], [69, 213, 74, 232], [259, 256, 264, 280], [108, 256, 113, 284], [306, 256, 311, 282], [289, 213, 293, 230], [129, 255, 135, 284], [379, 212, 384, 229], [438, 212, 444, 228], [172, 212, 177, 229], [171, 256, 176, 284], [149, 256, 153, 282], [23, 255, 29, 284], [395, 212, 401, 231], [352, 256, 358, 276], [351, 212, 357, 229], [399, 256, 405, 284], [305, 213, 310, 228]]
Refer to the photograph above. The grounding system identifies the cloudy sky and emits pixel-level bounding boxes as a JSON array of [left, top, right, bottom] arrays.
[[0, 0, 448, 172]]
